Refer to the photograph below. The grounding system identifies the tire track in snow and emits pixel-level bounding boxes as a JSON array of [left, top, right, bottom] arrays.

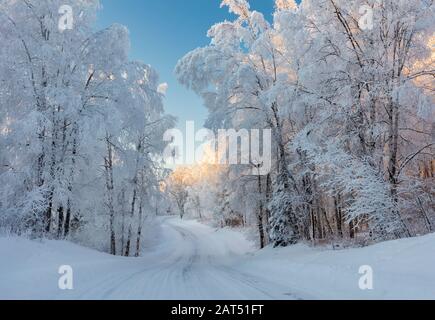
[[66, 217, 299, 300]]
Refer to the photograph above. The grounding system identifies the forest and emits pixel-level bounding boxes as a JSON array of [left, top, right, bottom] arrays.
[[173, 0, 434, 248], [0, 0, 434, 257], [0, 0, 174, 255]]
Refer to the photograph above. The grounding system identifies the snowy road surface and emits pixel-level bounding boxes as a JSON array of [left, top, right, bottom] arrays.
[[71, 218, 297, 300], [0, 217, 297, 300], [2, 217, 435, 300]]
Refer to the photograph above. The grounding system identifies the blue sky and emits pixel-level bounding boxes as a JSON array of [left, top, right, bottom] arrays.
[[96, 0, 276, 131]]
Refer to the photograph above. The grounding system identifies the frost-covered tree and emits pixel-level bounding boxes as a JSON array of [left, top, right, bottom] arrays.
[[0, 0, 173, 255], [176, 0, 434, 247]]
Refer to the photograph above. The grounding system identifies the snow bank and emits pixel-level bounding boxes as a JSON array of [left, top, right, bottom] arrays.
[[235, 233, 435, 300], [0, 237, 124, 299]]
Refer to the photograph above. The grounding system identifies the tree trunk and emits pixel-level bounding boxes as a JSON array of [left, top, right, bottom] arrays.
[[57, 206, 64, 239], [323, 209, 333, 237], [257, 173, 266, 249], [265, 173, 272, 240], [120, 190, 126, 253], [64, 200, 71, 237], [388, 96, 411, 238], [64, 125, 78, 238], [45, 193, 53, 233], [334, 194, 343, 238], [125, 188, 137, 257], [349, 220, 355, 239], [104, 135, 117, 256], [135, 201, 143, 257]]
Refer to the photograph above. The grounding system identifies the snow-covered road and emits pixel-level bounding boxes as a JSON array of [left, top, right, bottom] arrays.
[[73, 218, 297, 300], [0, 217, 297, 300], [2, 217, 435, 300]]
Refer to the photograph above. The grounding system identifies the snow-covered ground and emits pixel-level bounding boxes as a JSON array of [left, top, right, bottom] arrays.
[[237, 233, 435, 300], [1, 217, 434, 300]]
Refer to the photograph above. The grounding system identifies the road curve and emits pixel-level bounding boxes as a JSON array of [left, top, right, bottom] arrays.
[[69, 217, 297, 300]]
